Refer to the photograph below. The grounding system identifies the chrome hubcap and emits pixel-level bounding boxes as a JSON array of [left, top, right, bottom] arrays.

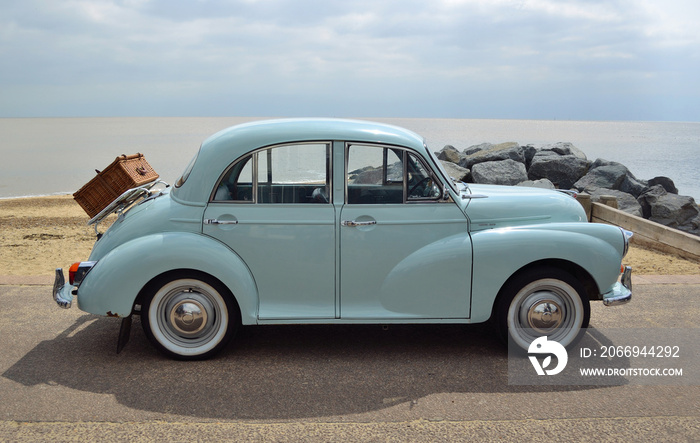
[[507, 277, 586, 351], [526, 298, 563, 332], [170, 300, 208, 335], [160, 287, 219, 341], [517, 290, 570, 336]]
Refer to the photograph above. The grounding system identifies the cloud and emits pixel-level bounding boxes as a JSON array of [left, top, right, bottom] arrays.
[[0, 0, 698, 119]]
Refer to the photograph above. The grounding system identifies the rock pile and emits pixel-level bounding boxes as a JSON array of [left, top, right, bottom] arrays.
[[437, 142, 700, 236]]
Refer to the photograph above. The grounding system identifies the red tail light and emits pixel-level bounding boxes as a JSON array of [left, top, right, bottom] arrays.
[[68, 261, 96, 286], [68, 262, 80, 285]]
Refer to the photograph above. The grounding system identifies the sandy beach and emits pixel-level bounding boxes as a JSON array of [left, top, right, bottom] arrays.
[[1, 194, 699, 277]]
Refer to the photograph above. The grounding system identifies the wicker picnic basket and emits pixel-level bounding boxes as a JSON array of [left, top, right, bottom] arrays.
[[73, 153, 159, 218]]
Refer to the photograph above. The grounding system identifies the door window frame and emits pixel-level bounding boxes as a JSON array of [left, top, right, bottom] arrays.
[[210, 142, 332, 204], [345, 143, 444, 205]]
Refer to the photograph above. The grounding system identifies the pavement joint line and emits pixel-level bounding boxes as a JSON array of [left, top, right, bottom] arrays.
[[1, 274, 699, 286], [2, 415, 699, 425]]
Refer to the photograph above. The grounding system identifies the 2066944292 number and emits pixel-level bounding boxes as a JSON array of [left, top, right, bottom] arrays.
[[599, 345, 680, 358]]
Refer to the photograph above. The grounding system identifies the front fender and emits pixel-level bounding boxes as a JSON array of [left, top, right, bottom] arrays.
[[470, 223, 625, 322], [76, 232, 258, 322]]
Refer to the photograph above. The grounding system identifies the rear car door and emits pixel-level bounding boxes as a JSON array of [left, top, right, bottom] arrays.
[[203, 142, 336, 319]]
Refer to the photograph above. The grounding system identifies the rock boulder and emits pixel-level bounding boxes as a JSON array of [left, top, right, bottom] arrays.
[[647, 176, 679, 194], [471, 159, 528, 186], [440, 160, 470, 182], [528, 152, 590, 190], [585, 187, 643, 217], [516, 178, 556, 190], [459, 142, 524, 169], [638, 185, 700, 235], [539, 142, 587, 160], [437, 145, 463, 164]]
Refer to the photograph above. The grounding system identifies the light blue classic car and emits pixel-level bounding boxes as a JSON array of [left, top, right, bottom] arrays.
[[53, 119, 632, 359]]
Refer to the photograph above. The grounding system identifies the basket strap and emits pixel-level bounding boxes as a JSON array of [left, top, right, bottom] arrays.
[[96, 173, 120, 199], [119, 153, 144, 161]]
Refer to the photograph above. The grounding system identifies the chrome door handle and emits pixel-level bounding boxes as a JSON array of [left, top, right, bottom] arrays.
[[342, 220, 377, 227], [204, 218, 238, 225]]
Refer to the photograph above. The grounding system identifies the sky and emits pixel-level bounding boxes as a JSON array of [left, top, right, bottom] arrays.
[[1, 0, 699, 121]]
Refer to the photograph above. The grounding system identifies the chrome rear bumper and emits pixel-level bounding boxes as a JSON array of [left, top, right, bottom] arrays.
[[602, 266, 632, 306], [52, 268, 73, 309]]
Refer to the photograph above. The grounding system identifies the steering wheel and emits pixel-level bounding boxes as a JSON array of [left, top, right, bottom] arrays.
[[408, 177, 433, 198]]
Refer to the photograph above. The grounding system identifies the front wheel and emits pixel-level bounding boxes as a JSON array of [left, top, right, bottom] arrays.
[[141, 274, 238, 360], [496, 267, 590, 351]]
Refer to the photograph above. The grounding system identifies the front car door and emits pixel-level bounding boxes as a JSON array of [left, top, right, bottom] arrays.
[[340, 143, 473, 319]]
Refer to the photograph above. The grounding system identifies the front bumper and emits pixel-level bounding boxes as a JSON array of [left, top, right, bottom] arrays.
[[602, 265, 632, 306], [52, 268, 74, 309]]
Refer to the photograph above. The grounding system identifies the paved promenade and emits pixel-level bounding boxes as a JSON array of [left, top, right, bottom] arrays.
[[1, 277, 698, 441]]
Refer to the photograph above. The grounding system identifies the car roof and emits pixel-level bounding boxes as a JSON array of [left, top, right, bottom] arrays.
[[201, 118, 425, 153], [173, 118, 428, 203]]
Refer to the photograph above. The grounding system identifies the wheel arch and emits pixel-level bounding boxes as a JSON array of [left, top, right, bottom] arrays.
[[492, 262, 592, 349], [139, 270, 241, 359], [489, 259, 599, 322], [135, 268, 242, 326]]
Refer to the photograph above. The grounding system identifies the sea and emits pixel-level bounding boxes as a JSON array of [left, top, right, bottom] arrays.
[[1, 117, 698, 201]]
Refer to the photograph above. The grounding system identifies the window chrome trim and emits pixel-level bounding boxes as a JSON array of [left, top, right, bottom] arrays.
[[209, 142, 333, 204], [208, 153, 254, 203], [405, 151, 443, 203], [345, 142, 444, 205], [426, 144, 458, 195]]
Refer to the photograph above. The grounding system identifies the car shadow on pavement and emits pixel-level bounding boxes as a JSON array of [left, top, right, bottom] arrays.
[[3, 314, 604, 420]]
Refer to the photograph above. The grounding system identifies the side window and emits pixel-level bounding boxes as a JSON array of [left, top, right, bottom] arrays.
[[214, 155, 253, 201], [346, 145, 441, 204], [258, 143, 329, 203], [347, 145, 404, 204], [212, 143, 330, 203], [407, 152, 442, 201]]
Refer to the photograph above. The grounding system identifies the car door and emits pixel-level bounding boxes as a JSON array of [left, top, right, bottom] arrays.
[[340, 143, 472, 319], [203, 142, 336, 319]]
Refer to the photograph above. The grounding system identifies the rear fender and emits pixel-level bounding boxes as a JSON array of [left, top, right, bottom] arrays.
[[76, 232, 258, 323]]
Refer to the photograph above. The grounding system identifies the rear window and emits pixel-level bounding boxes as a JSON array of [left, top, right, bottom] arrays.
[[174, 147, 200, 188]]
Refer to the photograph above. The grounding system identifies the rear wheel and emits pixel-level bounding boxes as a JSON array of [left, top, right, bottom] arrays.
[[496, 267, 590, 351], [141, 274, 238, 360]]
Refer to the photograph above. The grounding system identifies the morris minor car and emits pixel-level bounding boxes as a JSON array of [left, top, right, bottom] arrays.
[[53, 119, 632, 359]]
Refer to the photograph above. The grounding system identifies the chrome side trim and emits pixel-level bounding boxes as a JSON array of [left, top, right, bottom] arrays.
[[204, 219, 238, 225], [52, 268, 73, 309], [341, 220, 377, 227]]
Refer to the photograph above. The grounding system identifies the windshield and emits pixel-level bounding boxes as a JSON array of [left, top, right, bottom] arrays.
[[426, 146, 459, 194]]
